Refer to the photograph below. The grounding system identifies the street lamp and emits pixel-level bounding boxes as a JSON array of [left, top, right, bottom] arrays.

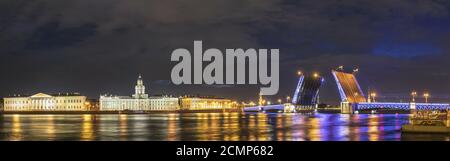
[[278, 99, 282, 104], [411, 91, 417, 102], [313, 73, 319, 78], [423, 92, 430, 103], [286, 96, 291, 103], [370, 92, 377, 102], [297, 71, 302, 76]]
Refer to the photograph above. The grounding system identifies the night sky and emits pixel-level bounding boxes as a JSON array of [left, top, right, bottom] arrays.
[[2, 0, 450, 105]]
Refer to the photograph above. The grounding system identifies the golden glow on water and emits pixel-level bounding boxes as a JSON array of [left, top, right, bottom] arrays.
[[222, 113, 231, 141], [228, 113, 240, 141], [81, 114, 94, 141], [368, 114, 379, 141], [257, 113, 268, 141], [46, 115, 56, 139], [193, 113, 210, 140], [248, 114, 256, 141], [309, 117, 321, 141], [276, 114, 284, 141], [119, 114, 128, 140], [167, 114, 178, 141], [11, 114, 22, 141], [210, 113, 219, 138], [284, 114, 294, 141]]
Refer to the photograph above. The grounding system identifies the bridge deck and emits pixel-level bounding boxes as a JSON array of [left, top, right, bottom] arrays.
[[243, 105, 285, 112], [356, 102, 449, 110]]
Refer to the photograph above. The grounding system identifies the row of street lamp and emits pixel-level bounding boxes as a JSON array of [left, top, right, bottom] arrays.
[[411, 91, 430, 103], [369, 91, 431, 103]]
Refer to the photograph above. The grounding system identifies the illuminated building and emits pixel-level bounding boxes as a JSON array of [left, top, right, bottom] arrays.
[[3, 93, 87, 111], [99, 75, 180, 111], [180, 97, 232, 111], [85, 99, 100, 111]]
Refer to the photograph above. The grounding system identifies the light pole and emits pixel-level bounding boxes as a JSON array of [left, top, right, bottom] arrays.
[[411, 91, 417, 102], [370, 92, 377, 102], [423, 92, 430, 103], [278, 99, 282, 104], [286, 96, 291, 104]]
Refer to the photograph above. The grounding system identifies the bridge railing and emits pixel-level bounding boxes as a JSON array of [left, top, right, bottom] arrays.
[[354, 102, 450, 111], [355, 102, 410, 110], [415, 103, 449, 110]]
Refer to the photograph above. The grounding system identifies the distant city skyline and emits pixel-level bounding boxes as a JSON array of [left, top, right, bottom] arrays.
[[2, 1, 450, 105]]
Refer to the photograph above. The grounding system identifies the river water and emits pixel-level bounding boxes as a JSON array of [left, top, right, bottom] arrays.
[[0, 113, 448, 141]]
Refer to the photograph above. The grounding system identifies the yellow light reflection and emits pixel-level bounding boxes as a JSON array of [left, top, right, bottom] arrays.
[[222, 113, 230, 141], [276, 114, 283, 141], [368, 115, 379, 141], [308, 117, 321, 141], [256, 113, 268, 141], [248, 114, 256, 141], [283, 114, 293, 141], [195, 113, 209, 140], [11, 114, 22, 141], [119, 114, 128, 140], [167, 114, 178, 141], [229, 113, 240, 141], [81, 114, 94, 141], [46, 115, 55, 140]]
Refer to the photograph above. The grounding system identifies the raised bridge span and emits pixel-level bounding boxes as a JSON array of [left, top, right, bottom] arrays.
[[244, 68, 450, 113], [332, 69, 449, 113]]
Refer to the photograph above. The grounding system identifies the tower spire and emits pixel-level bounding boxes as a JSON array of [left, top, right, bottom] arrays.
[[133, 74, 148, 99]]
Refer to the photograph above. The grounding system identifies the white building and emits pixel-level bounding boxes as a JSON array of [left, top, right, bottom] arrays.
[[3, 93, 87, 111], [100, 75, 180, 111]]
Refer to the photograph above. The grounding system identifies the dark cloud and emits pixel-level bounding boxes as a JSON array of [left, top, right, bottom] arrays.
[[1, 0, 450, 104]]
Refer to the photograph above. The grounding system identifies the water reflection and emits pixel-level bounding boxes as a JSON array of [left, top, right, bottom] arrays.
[[350, 114, 361, 141], [368, 114, 379, 141], [47, 115, 55, 139], [119, 114, 128, 140], [167, 114, 178, 141], [11, 114, 22, 141], [0, 113, 448, 141], [81, 114, 93, 141]]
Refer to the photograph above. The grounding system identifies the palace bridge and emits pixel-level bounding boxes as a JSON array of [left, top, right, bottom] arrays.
[[243, 67, 449, 113]]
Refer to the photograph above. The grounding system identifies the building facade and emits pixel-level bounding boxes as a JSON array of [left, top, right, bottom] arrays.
[[180, 97, 232, 111], [3, 93, 87, 111], [100, 75, 180, 111]]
